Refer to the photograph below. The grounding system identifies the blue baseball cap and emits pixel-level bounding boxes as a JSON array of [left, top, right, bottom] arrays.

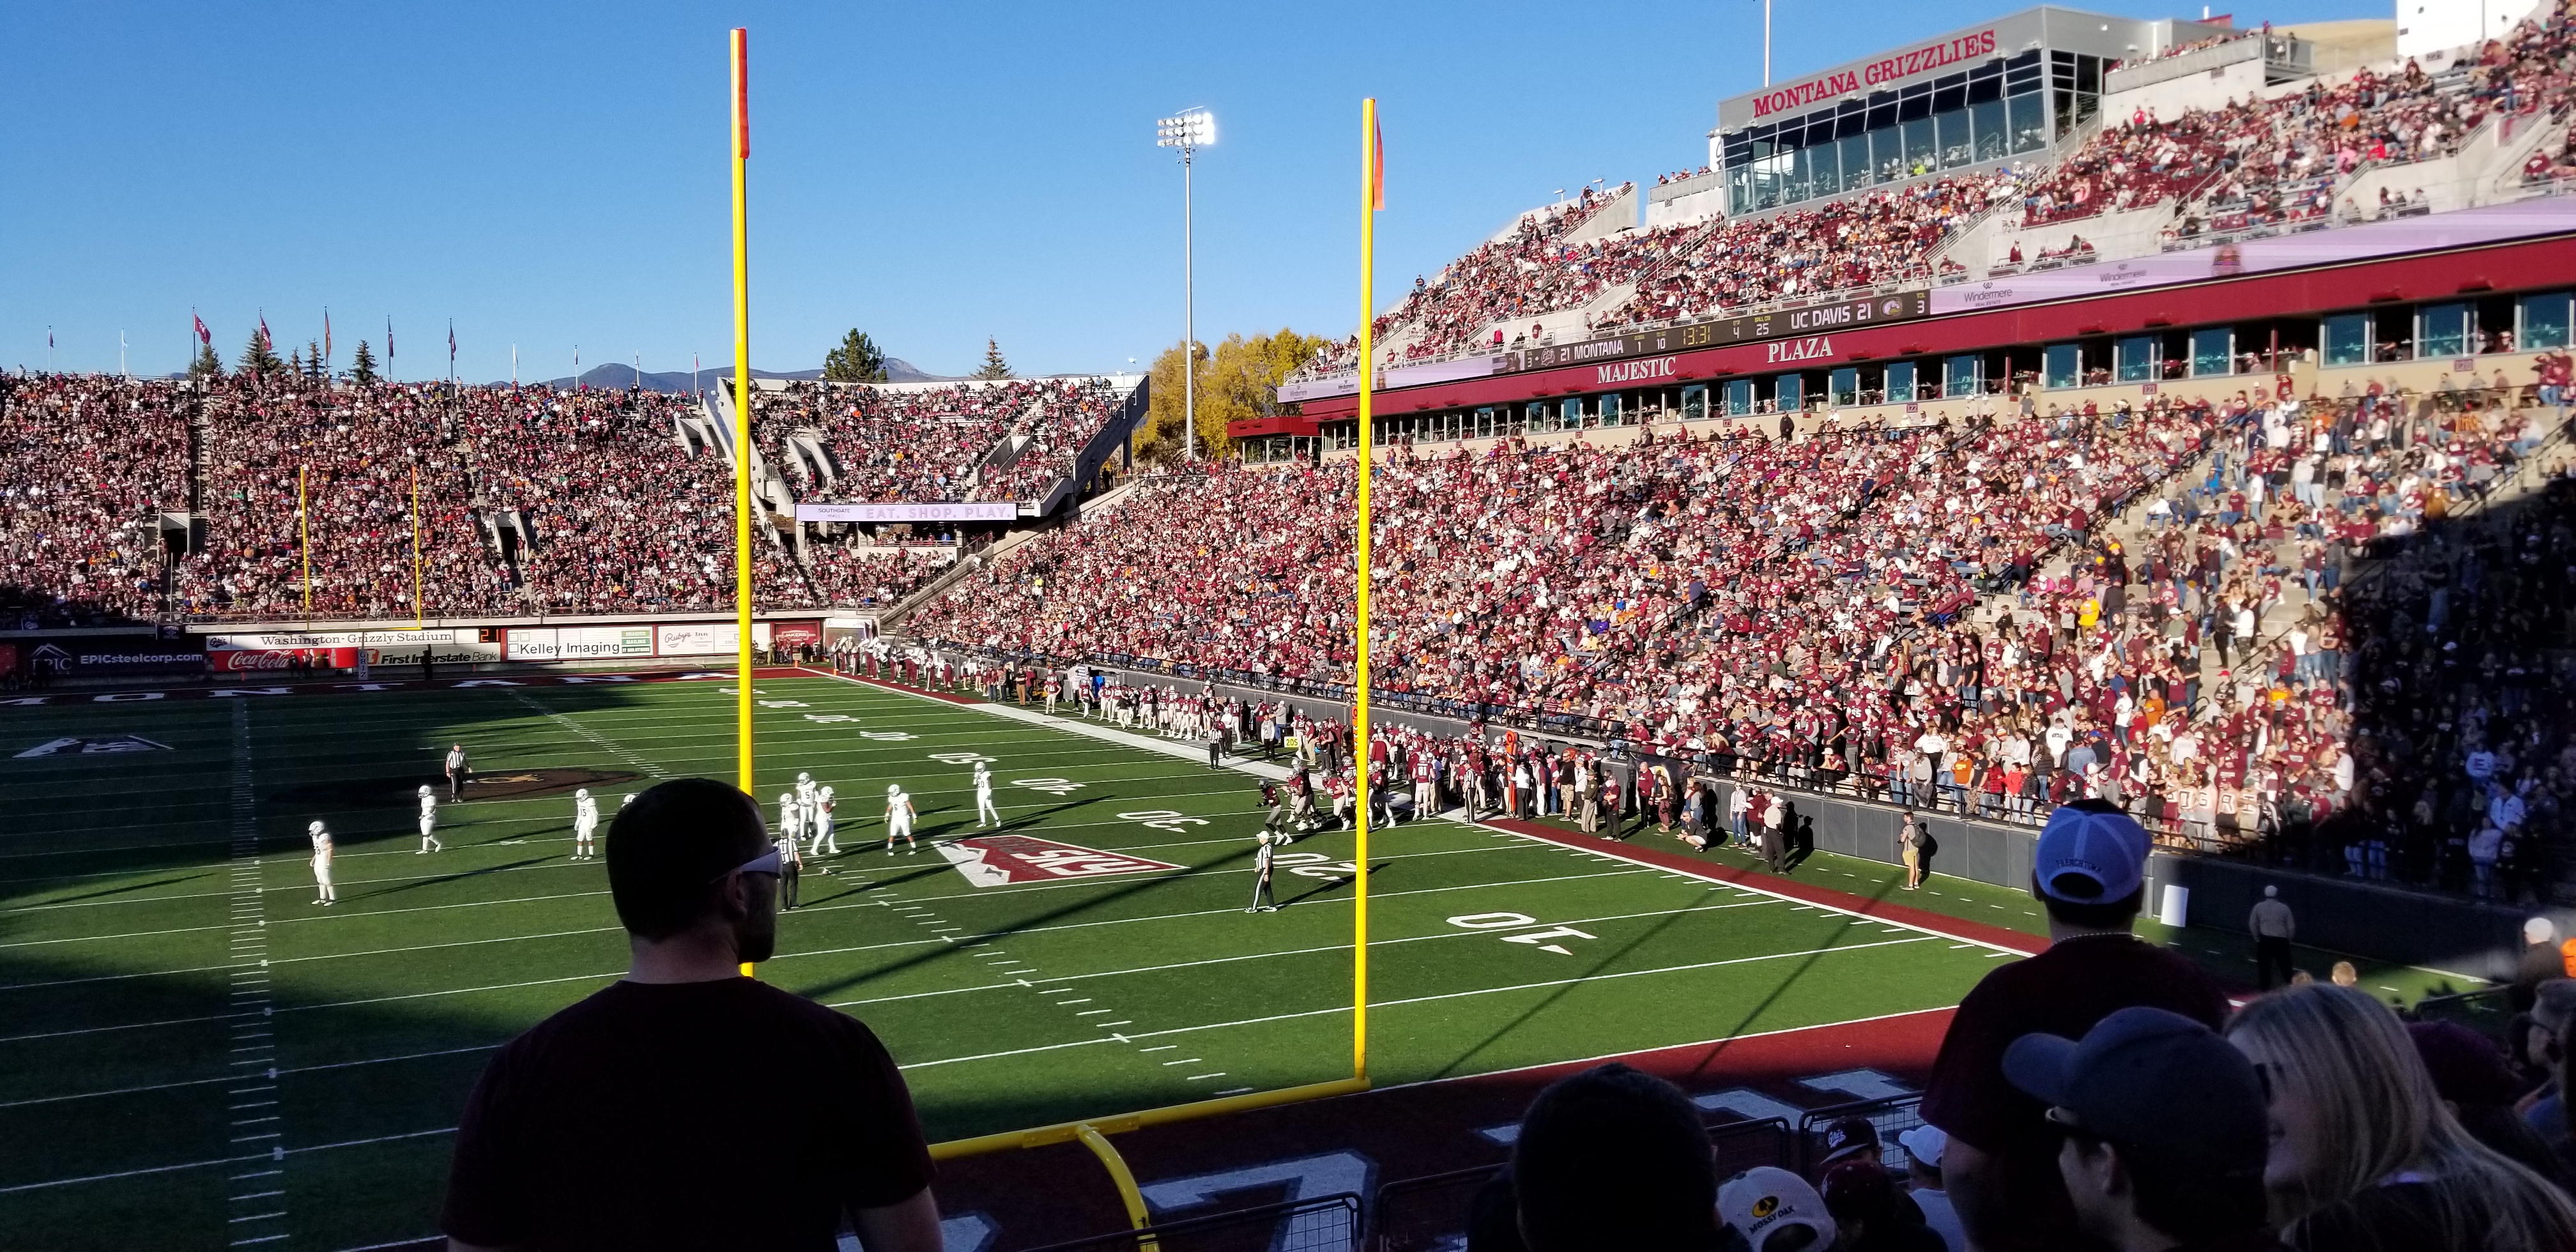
[[2033, 800, 2148, 904]]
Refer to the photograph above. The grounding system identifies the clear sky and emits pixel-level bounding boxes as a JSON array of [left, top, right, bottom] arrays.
[[3, 0, 2364, 381]]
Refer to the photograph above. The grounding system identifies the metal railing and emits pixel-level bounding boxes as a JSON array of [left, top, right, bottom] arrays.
[[1022, 1192, 1363, 1252], [1365, 1117, 1790, 1252]]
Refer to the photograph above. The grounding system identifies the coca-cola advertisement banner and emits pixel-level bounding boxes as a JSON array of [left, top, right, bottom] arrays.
[[206, 630, 501, 673]]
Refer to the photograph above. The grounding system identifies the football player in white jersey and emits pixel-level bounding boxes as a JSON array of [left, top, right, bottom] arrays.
[[571, 788, 599, 860], [973, 762, 1001, 828], [777, 791, 805, 853], [416, 784, 443, 853], [795, 772, 818, 828], [808, 784, 839, 857], [307, 820, 337, 905], [884, 784, 918, 854]]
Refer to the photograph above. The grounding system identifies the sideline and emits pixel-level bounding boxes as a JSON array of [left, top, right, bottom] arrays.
[[806, 666, 2044, 957]]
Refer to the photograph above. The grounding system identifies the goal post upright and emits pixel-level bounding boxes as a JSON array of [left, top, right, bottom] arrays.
[[730, 26, 756, 981], [1353, 96, 1381, 1087], [729, 26, 755, 797]]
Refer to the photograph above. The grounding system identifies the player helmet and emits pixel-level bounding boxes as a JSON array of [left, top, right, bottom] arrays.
[[798, 772, 811, 784], [418, 784, 432, 796], [575, 788, 590, 800], [779, 792, 793, 805], [308, 820, 325, 834], [818, 786, 834, 800], [887, 784, 901, 797]]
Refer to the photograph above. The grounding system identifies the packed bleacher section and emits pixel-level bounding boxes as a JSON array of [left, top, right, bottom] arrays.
[[0, 370, 980, 625], [1290, 2, 2576, 382], [908, 367, 2573, 903], [1308, 185, 1636, 370], [2038, 16, 2576, 230], [753, 376, 1118, 506], [0, 375, 192, 627], [1605, 171, 2023, 327]]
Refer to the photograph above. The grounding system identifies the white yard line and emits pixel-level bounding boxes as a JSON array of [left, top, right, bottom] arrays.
[[222, 703, 292, 1248], [898, 935, 1940, 1070], [821, 897, 1784, 1011]]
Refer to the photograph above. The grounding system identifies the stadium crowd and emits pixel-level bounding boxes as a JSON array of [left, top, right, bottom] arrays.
[[1308, 185, 1635, 370], [753, 376, 1119, 507], [910, 367, 2571, 902], [1291, 6, 2576, 383], [0, 374, 192, 628], [0, 370, 981, 624]]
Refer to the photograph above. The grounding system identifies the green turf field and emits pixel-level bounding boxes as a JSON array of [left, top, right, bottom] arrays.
[[0, 672, 2442, 1250]]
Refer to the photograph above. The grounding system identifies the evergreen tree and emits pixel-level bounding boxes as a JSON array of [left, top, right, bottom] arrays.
[[822, 328, 888, 383], [289, 346, 305, 376], [188, 344, 224, 380], [305, 340, 326, 380], [238, 329, 282, 376], [972, 337, 1013, 380], [349, 340, 378, 385]]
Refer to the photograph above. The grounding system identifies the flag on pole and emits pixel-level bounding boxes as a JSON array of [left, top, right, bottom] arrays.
[[258, 316, 272, 351], [387, 317, 394, 368], [323, 310, 332, 363], [194, 314, 211, 347], [1370, 114, 1386, 211], [448, 322, 456, 363]]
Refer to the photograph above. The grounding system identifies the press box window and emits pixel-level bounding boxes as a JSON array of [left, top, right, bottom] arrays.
[[2322, 313, 2372, 367], [2044, 344, 2082, 389], [2115, 335, 2159, 383], [2522, 292, 2575, 349]]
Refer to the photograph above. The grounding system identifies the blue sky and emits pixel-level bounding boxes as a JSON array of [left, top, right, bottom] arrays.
[[3, 0, 2363, 381]]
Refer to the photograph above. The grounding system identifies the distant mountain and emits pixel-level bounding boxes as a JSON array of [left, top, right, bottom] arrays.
[[514, 357, 958, 393]]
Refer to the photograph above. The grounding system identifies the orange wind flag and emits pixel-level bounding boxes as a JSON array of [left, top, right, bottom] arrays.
[[1370, 115, 1385, 211]]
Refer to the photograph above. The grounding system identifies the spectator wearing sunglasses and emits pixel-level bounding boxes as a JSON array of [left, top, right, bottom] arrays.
[[2002, 1006, 2274, 1251], [441, 778, 939, 1252]]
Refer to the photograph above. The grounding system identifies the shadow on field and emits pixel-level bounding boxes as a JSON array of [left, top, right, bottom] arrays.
[[0, 676, 1241, 1249], [1429, 837, 1913, 1082]]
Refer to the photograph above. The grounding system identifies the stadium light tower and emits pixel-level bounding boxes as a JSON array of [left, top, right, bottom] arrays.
[[1156, 107, 1215, 461]]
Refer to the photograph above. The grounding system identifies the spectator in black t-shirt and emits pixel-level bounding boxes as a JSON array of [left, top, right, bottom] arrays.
[[441, 778, 941, 1252], [1918, 800, 2228, 1252], [2001, 1006, 2274, 1252]]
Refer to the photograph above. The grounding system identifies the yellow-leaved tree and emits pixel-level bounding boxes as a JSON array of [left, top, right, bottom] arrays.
[[1132, 328, 1331, 465]]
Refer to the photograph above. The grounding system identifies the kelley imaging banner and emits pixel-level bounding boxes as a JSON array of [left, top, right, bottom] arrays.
[[504, 626, 656, 662], [793, 502, 1017, 523]]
